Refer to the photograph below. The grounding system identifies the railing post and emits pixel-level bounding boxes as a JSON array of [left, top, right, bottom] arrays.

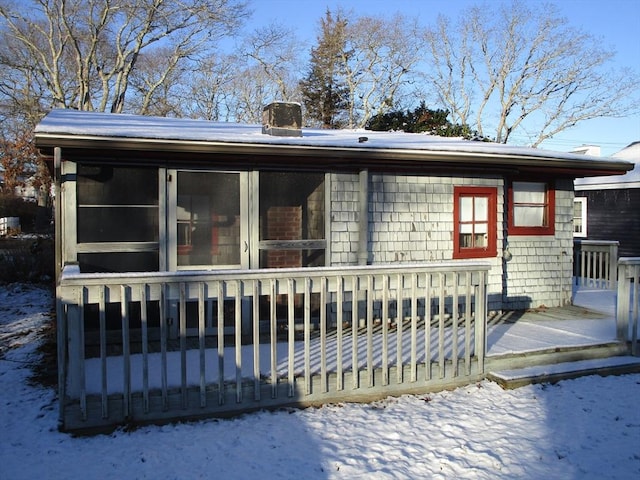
[[475, 270, 488, 374], [609, 243, 619, 290], [616, 261, 630, 342]]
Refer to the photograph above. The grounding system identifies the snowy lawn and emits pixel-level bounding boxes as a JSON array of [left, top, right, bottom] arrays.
[[1, 283, 639, 479]]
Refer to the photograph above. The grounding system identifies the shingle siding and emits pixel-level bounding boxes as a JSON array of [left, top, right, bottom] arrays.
[[328, 173, 574, 311]]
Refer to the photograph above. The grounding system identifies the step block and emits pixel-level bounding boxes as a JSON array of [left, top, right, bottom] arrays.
[[488, 356, 640, 389]]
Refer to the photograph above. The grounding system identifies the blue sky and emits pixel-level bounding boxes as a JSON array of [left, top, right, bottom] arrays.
[[245, 0, 640, 156]]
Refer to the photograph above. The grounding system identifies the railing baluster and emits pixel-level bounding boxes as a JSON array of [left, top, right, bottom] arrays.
[[217, 281, 225, 405], [234, 280, 242, 403], [381, 274, 389, 386], [438, 272, 445, 379], [121, 285, 131, 418], [476, 271, 487, 373], [270, 279, 277, 398], [424, 273, 432, 381], [140, 284, 149, 414], [179, 282, 187, 409], [160, 283, 168, 411], [351, 275, 359, 390], [253, 279, 260, 401], [464, 272, 472, 375], [336, 276, 344, 391], [304, 277, 311, 395], [632, 265, 639, 356], [79, 287, 87, 421], [410, 273, 417, 383], [452, 272, 459, 378], [198, 282, 206, 408], [287, 279, 295, 397], [99, 285, 108, 418], [396, 273, 403, 385], [366, 275, 374, 388], [320, 277, 328, 393]]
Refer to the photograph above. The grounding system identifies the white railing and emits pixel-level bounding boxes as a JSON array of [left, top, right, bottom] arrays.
[[57, 261, 489, 431], [574, 240, 619, 290], [616, 257, 640, 356]]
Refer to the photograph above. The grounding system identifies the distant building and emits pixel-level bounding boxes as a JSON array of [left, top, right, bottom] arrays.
[[574, 141, 640, 256]]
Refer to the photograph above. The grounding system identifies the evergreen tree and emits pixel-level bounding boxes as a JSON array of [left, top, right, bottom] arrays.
[[366, 101, 484, 139], [299, 10, 350, 128]]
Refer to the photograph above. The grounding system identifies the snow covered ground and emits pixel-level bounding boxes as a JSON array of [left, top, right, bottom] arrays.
[[1, 283, 639, 479]]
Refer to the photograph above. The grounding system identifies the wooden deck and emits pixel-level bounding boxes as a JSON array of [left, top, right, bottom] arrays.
[[57, 266, 640, 433]]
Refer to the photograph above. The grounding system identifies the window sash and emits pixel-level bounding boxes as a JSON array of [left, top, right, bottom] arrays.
[[508, 180, 555, 235], [454, 187, 497, 259]]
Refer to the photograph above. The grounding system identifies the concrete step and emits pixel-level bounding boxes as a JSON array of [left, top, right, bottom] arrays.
[[488, 355, 640, 389]]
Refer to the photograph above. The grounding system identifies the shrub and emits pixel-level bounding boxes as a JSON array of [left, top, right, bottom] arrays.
[[0, 236, 54, 284]]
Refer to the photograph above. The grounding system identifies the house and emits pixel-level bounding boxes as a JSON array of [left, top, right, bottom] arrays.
[[574, 141, 640, 257], [34, 104, 633, 431]]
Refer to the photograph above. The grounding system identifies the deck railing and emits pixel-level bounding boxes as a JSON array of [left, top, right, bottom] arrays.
[[57, 261, 490, 431], [616, 257, 640, 356], [574, 240, 619, 290]]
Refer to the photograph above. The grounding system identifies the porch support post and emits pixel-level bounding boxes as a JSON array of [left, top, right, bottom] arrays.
[[54, 147, 62, 284], [358, 169, 369, 265]]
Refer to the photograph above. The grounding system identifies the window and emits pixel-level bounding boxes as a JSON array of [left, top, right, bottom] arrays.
[[453, 187, 497, 259], [573, 197, 587, 237], [259, 172, 326, 268], [508, 180, 555, 235]]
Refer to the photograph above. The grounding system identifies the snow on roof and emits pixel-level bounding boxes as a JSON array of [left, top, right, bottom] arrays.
[[575, 141, 640, 188], [35, 109, 632, 172]]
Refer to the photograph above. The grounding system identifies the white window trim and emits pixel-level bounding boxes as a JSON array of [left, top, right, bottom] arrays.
[[573, 197, 587, 238]]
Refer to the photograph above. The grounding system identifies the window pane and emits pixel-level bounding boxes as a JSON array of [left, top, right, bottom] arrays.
[[474, 233, 487, 247], [460, 223, 472, 234], [459, 233, 473, 248], [78, 165, 158, 206], [78, 206, 158, 242], [514, 206, 545, 226], [574, 218, 583, 233], [459, 196, 473, 222], [475, 197, 488, 221], [78, 252, 158, 273], [513, 182, 546, 204], [177, 172, 240, 267]]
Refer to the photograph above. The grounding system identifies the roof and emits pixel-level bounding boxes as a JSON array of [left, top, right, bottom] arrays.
[[575, 141, 640, 190], [35, 109, 633, 177]]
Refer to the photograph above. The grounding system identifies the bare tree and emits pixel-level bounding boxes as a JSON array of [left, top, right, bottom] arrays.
[[423, 0, 640, 145], [0, 0, 249, 116], [343, 13, 424, 128], [182, 53, 240, 121], [242, 22, 304, 103]]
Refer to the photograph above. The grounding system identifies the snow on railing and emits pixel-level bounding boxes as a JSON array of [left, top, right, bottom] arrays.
[[616, 257, 640, 356], [56, 261, 490, 431], [574, 240, 619, 290]]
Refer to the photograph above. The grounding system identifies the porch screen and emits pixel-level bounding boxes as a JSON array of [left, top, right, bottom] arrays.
[[176, 171, 241, 267], [259, 172, 326, 268], [77, 165, 158, 272]]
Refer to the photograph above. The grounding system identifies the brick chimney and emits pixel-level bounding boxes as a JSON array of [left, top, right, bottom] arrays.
[[262, 102, 302, 137]]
